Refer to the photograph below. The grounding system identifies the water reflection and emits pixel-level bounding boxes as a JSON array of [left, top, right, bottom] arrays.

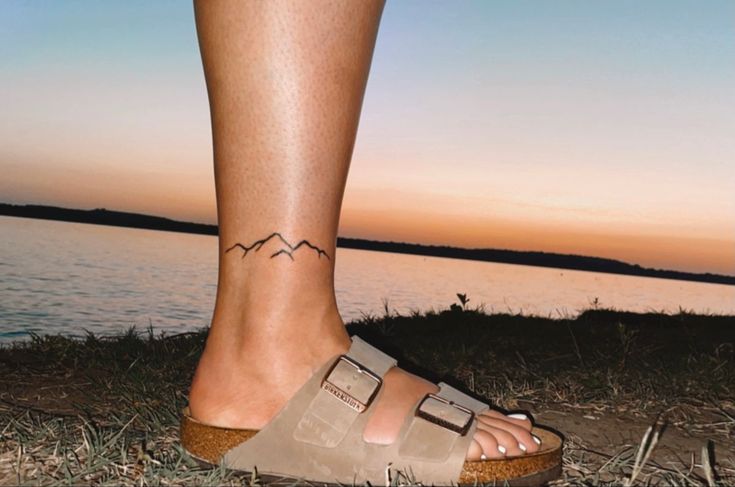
[[1, 216, 733, 341]]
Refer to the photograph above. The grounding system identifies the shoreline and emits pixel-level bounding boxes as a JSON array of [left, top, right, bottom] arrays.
[[2, 202, 733, 286], [2, 305, 733, 346]]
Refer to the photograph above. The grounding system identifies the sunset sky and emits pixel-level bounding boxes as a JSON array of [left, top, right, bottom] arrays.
[[1, 1, 733, 275]]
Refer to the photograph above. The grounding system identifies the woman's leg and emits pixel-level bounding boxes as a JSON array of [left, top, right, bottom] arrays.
[[188, 0, 539, 460]]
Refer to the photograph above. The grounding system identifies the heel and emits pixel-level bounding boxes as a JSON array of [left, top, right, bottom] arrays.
[[180, 407, 259, 465]]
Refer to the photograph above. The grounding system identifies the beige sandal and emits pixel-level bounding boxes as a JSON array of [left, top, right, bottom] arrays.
[[180, 335, 563, 486]]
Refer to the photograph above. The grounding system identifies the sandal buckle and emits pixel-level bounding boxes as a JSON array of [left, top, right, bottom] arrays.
[[415, 393, 475, 436], [321, 355, 382, 413]]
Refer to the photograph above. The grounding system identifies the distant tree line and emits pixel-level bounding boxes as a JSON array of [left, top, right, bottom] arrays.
[[2, 203, 732, 285]]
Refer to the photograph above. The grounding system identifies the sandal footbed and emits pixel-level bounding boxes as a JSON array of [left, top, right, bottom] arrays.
[[180, 411, 562, 485]]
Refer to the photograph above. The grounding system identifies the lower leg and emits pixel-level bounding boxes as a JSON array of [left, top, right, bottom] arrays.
[[189, 0, 385, 429]]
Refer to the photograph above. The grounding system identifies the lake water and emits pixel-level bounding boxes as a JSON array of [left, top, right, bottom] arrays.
[[1, 215, 733, 341]]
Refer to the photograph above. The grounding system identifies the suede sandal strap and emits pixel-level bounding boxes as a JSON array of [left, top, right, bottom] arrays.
[[292, 335, 397, 447], [389, 384, 486, 481], [222, 336, 486, 485], [437, 381, 490, 414], [345, 335, 398, 377]]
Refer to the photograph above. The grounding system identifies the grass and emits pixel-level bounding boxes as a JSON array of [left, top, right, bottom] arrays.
[[0, 298, 733, 486]]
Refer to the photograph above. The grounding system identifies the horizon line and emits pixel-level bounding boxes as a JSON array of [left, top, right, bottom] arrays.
[[1, 201, 733, 285]]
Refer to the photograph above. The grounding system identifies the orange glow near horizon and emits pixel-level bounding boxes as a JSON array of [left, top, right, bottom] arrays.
[[339, 209, 734, 276], [339, 187, 735, 276], [338, 210, 734, 276], [3, 161, 733, 275]]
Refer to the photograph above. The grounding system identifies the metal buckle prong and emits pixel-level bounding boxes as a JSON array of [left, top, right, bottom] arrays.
[[415, 393, 475, 436], [320, 354, 382, 413]]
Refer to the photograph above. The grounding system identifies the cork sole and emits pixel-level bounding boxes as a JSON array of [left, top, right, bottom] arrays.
[[180, 412, 563, 486]]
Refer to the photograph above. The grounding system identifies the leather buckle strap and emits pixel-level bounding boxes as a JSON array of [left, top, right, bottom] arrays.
[[293, 337, 396, 448], [320, 354, 382, 413], [415, 393, 475, 436]]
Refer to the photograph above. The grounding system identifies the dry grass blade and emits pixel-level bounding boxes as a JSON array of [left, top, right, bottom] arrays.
[[703, 442, 716, 487], [623, 423, 661, 486]]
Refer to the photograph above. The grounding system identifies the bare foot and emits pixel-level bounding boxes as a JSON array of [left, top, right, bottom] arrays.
[[188, 311, 541, 461]]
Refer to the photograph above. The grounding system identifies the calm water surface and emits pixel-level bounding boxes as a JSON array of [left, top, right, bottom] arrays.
[[1, 216, 733, 341]]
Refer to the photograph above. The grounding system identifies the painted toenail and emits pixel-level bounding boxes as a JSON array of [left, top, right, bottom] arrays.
[[532, 434, 542, 445], [519, 442, 527, 452], [507, 413, 528, 420], [480, 454, 487, 460], [497, 445, 507, 455]]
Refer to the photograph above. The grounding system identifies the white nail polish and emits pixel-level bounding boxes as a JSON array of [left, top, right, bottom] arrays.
[[497, 445, 507, 455], [519, 442, 527, 452], [507, 413, 528, 420], [532, 434, 542, 445], [480, 454, 487, 460]]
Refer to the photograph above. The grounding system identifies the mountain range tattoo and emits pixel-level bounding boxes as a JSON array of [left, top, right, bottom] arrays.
[[225, 232, 330, 261]]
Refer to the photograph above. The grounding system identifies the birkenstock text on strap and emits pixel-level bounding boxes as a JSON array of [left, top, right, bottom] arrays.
[[292, 335, 397, 447], [320, 354, 382, 413]]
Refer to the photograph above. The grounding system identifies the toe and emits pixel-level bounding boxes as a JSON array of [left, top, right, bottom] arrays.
[[466, 438, 484, 460], [481, 410, 533, 431], [478, 415, 540, 454], [472, 429, 506, 460], [477, 422, 526, 457]]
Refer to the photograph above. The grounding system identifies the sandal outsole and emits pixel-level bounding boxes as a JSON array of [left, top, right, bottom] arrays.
[[181, 418, 563, 486]]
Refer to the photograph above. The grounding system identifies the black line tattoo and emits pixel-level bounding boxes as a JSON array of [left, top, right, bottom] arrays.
[[225, 232, 330, 261]]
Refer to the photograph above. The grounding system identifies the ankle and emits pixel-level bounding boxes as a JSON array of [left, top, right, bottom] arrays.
[[206, 300, 349, 353], [188, 305, 351, 426]]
